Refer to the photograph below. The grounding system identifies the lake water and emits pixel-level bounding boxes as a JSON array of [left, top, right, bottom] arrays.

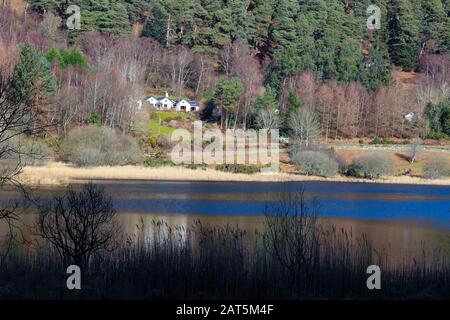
[[1, 179, 450, 261]]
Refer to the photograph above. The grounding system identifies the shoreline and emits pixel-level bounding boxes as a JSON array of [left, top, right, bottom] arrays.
[[18, 162, 450, 186]]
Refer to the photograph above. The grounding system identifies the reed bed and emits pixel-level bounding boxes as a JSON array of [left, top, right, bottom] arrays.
[[20, 162, 450, 186], [0, 217, 449, 299]]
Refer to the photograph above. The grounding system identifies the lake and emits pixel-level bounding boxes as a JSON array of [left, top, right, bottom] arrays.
[[1, 179, 450, 262]]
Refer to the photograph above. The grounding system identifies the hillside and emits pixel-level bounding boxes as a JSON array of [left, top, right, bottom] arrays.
[[0, 0, 449, 184]]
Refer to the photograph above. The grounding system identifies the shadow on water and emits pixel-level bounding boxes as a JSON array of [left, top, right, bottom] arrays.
[[0, 180, 449, 299]]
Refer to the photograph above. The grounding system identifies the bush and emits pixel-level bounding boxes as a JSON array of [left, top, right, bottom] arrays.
[[142, 134, 171, 150], [156, 135, 171, 148], [291, 151, 339, 177], [0, 135, 52, 167], [146, 135, 158, 148], [87, 112, 102, 126], [215, 163, 261, 174], [184, 163, 208, 170], [19, 137, 52, 166], [62, 126, 140, 167], [427, 131, 448, 141], [370, 137, 395, 145], [347, 153, 395, 179], [334, 154, 348, 174], [143, 152, 174, 167], [423, 157, 450, 179]]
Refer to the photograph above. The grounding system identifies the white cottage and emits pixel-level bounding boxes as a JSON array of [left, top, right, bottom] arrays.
[[146, 96, 159, 108], [175, 99, 200, 112], [158, 97, 175, 110], [145, 92, 200, 112], [405, 112, 415, 122]]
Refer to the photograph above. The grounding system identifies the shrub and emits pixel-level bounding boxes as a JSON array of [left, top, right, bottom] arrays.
[[145, 135, 158, 148], [19, 137, 52, 166], [423, 157, 450, 179], [0, 135, 52, 167], [334, 154, 348, 174], [427, 131, 448, 140], [143, 152, 174, 167], [184, 163, 208, 170], [62, 126, 140, 167], [370, 137, 395, 145], [44, 135, 62, 150], [370, 137, 383, 145], [87, 112, 102, 126], [408, 138, 423, 164], [162, 116, 181, 123], [347, 153, 395, 179], [142, 134, 171, 150], [291, 151, 339, 177], [156, 135, 171, 148], [215, 163, 261, 174]]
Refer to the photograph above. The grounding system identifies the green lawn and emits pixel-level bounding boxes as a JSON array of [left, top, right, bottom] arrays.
[[148, 119, 176, 136], [153, 112, 191, 121], [147, 112, 192, 137]]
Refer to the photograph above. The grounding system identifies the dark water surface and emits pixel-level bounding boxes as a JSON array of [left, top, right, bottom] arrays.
[[79, 179, 450, 230], [1, 179, 450, 259]]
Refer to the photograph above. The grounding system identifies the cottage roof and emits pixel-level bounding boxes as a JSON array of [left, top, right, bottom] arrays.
[[188, 100, 199, 106]]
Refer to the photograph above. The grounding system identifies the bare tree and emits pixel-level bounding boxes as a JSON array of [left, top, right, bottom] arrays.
[[288, 109, 321, 148], [169, 45, 194, 98], [36, 183, 120, 267], [264, 189, 321, 287], [232, 54, 264, 129], [255, 108, 280, 130], [280, 71, 317, 112], [0, 45, 53, 266], [408, 138, 424, 164]]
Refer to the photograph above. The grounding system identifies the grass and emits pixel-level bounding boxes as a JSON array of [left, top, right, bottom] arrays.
[[153, 112, 191, 121], [336, 150, 449, 177], [18, 162, 450, 186], [147, 112, 193, 138], [148, 118, 176, 136]]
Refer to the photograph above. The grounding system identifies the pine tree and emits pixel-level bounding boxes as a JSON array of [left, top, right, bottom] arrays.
[[270, 0, 299, 58], [362, 47, 392, 89], [285, 91, 302, 123], [228, 0, 249, 43], [248, 0, 274, 52], [420, 0, 447, 53], [8, 44, 57, 105], [29, 0, 63, 14], [97, 2, 131, 35], [387, 0, 422, 71], [141, 1, 169, 44], [256, 86, 279, 110]]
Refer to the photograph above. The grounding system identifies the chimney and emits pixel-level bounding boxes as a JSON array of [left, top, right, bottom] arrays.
[[165, 92, 169, 98]]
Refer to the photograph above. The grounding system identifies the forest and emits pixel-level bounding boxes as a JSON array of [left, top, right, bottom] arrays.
[[0, 0, 449, 139]]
